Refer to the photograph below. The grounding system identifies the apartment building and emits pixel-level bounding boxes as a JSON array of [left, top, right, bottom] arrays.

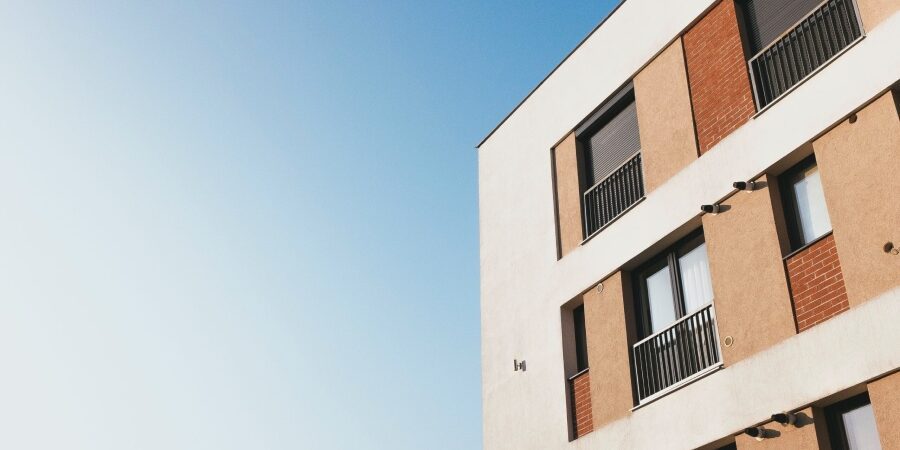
[[477, 0, 900, 448]]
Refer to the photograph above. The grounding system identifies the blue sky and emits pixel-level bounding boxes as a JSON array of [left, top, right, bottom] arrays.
[[0, 1, 617, 448]]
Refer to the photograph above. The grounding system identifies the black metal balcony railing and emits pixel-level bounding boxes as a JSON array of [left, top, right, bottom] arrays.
[[633, 304, 721, 403], [582, 152, 644, 238], [748, 0, 864, 110]]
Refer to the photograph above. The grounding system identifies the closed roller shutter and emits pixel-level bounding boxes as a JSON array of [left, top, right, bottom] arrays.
[[739, 0, 825, 54], [579, 97, 641, 188]]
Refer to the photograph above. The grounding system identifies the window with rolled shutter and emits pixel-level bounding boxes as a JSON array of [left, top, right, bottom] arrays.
[[738, 0, 824, 55], [582, 100, 641, 187], [576, 85, 644, 238], [739, 0, 865, 109]]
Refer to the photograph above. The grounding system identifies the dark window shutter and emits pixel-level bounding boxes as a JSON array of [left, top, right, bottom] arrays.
[[580, 97, 641, 188], [573, 305, 588, 371], [739, 0, 824, 54]]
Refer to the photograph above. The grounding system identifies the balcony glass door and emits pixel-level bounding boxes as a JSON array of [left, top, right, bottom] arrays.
[[637, 232, 712, 335], [678, 242, 714, 314], [646, 263, 677, 334], [633, 230, 721, 402]]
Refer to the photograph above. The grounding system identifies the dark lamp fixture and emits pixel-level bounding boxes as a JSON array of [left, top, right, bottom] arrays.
[[771, 412, 797, 426], [733, 181, 757, 191], [744, 427, 762, 438], [701, 204, 721, 215], [744, 427, 771, 441]]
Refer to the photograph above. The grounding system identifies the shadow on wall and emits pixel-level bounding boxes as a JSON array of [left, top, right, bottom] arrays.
[[747, 410, 815, 440], [793, 411, 815, 427]]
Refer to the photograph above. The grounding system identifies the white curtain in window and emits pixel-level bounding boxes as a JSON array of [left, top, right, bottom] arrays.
[[792, 166, 832, 244], [678, 243, 714, 314], [842, 404, 882, 450], [646, 265, 677, 334]]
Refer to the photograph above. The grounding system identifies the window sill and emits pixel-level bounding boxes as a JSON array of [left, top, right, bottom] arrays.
[[783, 230, 834, 261], [630, 363, 724, 412], [567, 367, 590, 381]]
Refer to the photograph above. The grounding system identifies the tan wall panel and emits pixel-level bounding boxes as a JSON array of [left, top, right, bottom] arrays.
[[857, 0, 900, 31], [735, 408, 821, 450], [584, 272, 635, 427], [870, 371, 900, 449], [634, 37, 698, 193], [554, 132, 583, 256], [702, 174, 796, 365], [813, 92, 900, 307]]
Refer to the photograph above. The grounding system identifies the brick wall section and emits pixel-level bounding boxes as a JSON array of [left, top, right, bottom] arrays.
[[683, 0, 757, 154], [785, 234, 850, 332], [570, 370, 593, 438]]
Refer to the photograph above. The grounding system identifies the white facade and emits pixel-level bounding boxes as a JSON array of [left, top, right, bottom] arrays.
[[477, 0, 900, 447]]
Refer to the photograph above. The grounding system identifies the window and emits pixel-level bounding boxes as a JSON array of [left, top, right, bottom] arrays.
[[826, 393, 883, 450], [634, 231, 714, 336], [573, 304, 588, 372], [577, 84, 644, 238], [737, 0, 825, 54], [566, 304, 592, 439], [738, 0, 864, 109], [631, 230, 720, 403], [781, 156, 832, 251]]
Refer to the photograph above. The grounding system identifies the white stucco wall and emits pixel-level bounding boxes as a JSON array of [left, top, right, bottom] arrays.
[[478, 2, 900, 448]]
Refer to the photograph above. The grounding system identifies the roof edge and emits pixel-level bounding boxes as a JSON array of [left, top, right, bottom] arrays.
[[475, 0, 629, 149]]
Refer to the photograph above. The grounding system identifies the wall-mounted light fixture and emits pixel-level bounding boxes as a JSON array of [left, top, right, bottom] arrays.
[[744, 427, 773, 441], [884, 242, 899, 255], [733, 181, 757, 192], [771, 412, 797, 426], [701, 204, 721, 215], [513, 359, 526, 372]]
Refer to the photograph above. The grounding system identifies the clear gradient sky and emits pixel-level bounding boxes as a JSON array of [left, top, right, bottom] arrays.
[[0, 1, 617, 449]]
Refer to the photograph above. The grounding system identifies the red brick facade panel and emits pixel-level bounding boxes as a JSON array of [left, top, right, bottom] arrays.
[[571, 370, 593, 438], [785, 234, 850, 332], [683, 0, 757, 154]]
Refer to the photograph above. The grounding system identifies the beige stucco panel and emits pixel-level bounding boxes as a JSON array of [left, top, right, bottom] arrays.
[[555, 132, 583, 256], [869, 371, 900, 449], [584, 272, 635, 428], [734, 408, 821, 450], [857, 0, 900, 31], [634, 37, 699, 193], [702, 174, 796, 365], [813, 92, 900, 307]]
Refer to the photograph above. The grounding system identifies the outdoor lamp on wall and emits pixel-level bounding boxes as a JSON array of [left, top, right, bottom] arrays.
[[743, 426, 773, 441], [771, 412, 797, 426], [733, 180, 757, 192], [700, 204, 721, 215]]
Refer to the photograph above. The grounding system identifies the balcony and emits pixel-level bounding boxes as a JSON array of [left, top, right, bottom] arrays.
[[748, 0, 864, 110], [632, 304, 722, 404], [582, 152, 645, 239]]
